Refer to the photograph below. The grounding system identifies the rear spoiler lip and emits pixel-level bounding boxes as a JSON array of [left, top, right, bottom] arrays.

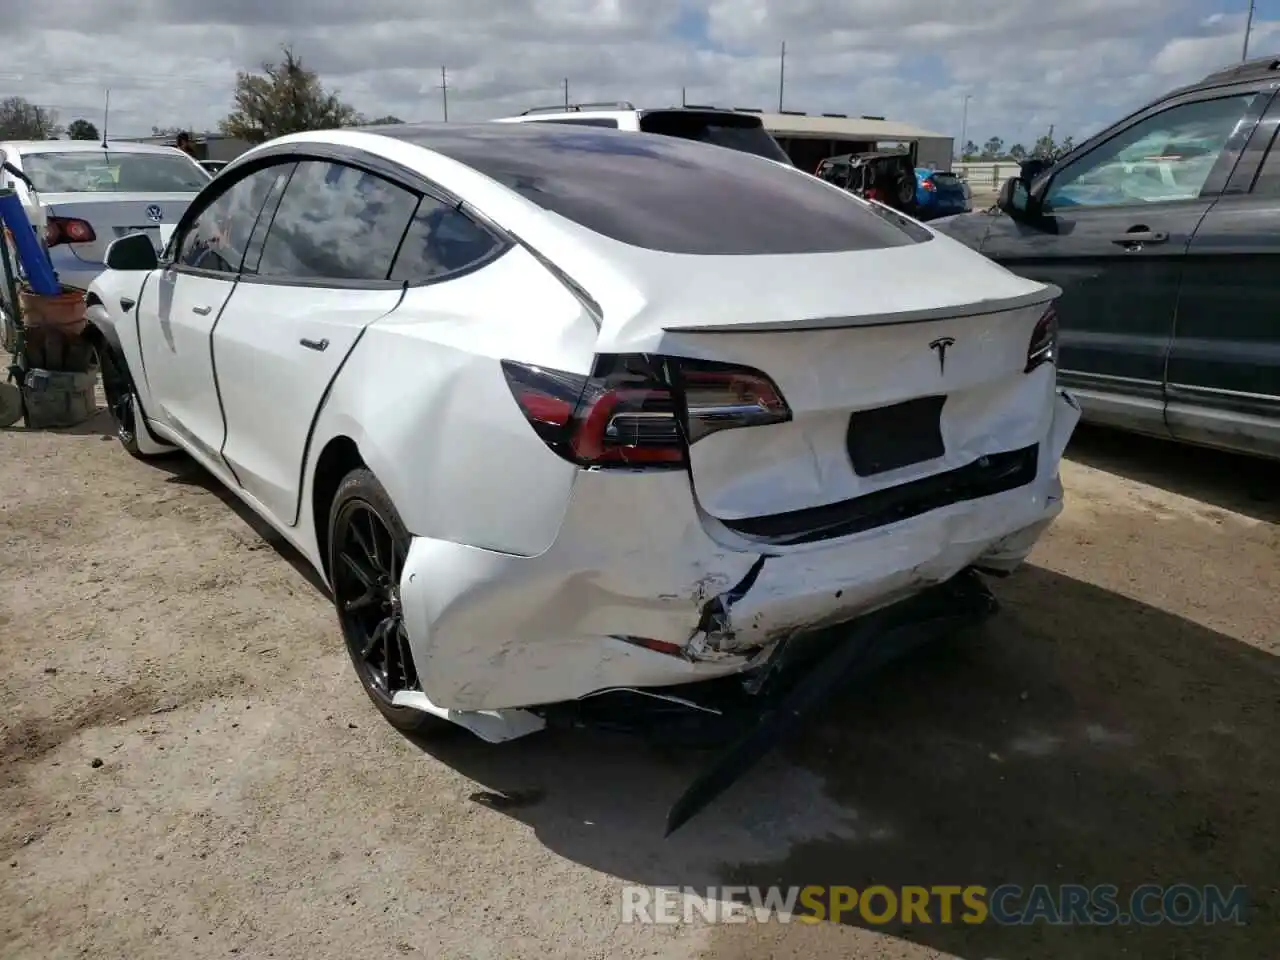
[[660, 285, 1061, 334]]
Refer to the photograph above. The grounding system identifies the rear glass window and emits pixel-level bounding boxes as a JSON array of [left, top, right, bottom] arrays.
[[386, 123, 924, 255], [638, 110, 792, 164], [21, 150, 210, 193]]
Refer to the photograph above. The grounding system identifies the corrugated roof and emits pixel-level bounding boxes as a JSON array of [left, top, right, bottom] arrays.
[[747, 111, 949, 141]]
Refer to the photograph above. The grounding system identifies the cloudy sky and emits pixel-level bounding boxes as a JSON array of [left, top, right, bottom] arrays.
[[4, 0, 1277, 150]]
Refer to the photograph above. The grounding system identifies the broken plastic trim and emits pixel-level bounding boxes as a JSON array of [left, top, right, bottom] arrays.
[[664, 567, 1000, 836]]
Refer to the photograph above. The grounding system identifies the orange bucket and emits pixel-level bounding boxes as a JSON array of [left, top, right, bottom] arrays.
[[19, 284, 87, 337]]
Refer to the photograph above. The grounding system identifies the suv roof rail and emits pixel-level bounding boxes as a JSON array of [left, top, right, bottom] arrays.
[[682, 103, 719, 110], [780, 109, 807, 116], [1199, 55, 1280, 85], [734, 106, 763, 112], [520, 100, 636, 115]]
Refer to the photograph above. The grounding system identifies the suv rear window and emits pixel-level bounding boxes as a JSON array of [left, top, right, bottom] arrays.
[[387, 123, 924, 255], [637, 110, 792, 164], [525, 117, 620, 129]]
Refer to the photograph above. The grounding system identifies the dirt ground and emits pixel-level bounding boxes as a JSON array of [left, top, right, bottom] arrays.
[[2, 404, 1277, 960]]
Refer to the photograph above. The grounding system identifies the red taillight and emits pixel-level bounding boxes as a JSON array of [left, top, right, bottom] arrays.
[[1025, 304, 1059, 373], [501, 355, 791, 469], [45, 217, 96, 248], [922, 178, 937, 193], [676, 362, 790, 442], [864, 187, 882, 202]]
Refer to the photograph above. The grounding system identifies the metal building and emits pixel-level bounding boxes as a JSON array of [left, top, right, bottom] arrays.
[[729, 108, 954, 172]]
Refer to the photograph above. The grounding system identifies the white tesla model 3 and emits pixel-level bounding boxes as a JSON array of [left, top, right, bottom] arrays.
[[85, 122, 1080, 743]]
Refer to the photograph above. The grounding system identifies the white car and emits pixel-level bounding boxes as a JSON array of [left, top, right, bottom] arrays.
[[86, 122, 1080, 745], [0, 139, 209, 296]]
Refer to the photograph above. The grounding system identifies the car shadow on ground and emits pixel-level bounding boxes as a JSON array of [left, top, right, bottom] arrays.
[[151, 454, 331, 597], [1066, 424, 1280, 524], [413, 565, 1279, 958]]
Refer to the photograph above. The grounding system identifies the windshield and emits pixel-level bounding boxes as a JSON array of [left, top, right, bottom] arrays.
[[21, 150, 210, 193], [638, 110, 793, 164]]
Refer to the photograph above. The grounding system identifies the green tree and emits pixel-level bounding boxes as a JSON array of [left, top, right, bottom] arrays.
[[1032, 133, 1057, 158], [1008, 143, 1027, 161], [66, 118, 99, 141], [981, 136, 1004, 159], [367, 115, 404, 125], [1055, 135, 1075, 159], [219, 45, 361, 144], [0, 96, 60, 140], [962, 140, 979, 161]]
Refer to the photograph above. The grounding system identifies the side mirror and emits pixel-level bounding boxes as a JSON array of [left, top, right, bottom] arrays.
[[997, 176, 1032, 217], [104, 232, 160, 272]]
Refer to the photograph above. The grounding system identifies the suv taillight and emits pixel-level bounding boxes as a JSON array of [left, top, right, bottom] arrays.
[[501, 354, 791, 468], [45, 216, 96, 247], [921, 178, 936, 193], [1025, 304, 1059, 373]]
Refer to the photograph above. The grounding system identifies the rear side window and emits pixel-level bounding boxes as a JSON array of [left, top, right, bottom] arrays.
[[390, 124, 923, 255], [254, 160, 418, 282], [389, 196, 502, 283]]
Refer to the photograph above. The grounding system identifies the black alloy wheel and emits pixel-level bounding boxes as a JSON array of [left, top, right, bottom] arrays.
[[329, 468, 447, 734]]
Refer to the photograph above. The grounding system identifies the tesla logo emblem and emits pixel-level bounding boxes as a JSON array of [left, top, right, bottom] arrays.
[[929, 337, 955, 375]]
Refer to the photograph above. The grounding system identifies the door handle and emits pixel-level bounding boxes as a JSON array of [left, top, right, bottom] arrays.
[[192, 305, 212, 315], [1112, 228, 1168, 247], [299, 337, 329, 352]]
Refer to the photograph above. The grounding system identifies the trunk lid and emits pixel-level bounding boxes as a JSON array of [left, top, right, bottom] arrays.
[[588, 237, 1058, 527], [42, 192, 197, 264]]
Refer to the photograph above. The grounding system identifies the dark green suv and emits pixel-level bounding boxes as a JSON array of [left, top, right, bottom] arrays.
[[934, 55, 1280, 461]]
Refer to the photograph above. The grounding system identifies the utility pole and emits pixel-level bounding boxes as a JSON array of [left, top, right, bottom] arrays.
[[959, 93, 972, 160], [101, 88, 110, 146], [1243, 0, 1257, 61], [440, 66, 449, 122], [777, 41, 786, 112], [563, 78, 569, 108], [681, 86, 687, 107]]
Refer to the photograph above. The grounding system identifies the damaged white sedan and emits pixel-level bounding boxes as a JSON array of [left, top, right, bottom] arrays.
[[85, 121, 1079, 748]]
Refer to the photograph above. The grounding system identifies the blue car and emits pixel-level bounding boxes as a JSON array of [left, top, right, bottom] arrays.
[[914, 168, 971, 220]]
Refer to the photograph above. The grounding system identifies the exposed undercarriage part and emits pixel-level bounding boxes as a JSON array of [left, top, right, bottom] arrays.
[[545, 566, 1001, 835]]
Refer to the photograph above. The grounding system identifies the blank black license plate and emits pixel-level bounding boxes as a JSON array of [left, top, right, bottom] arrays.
[[846, 395, 946, 476]]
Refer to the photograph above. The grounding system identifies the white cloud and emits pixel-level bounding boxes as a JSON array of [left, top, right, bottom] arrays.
[[2, 0, 1274, 151]]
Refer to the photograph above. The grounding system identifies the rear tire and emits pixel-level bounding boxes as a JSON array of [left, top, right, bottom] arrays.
[[328, 468, 451, 736]]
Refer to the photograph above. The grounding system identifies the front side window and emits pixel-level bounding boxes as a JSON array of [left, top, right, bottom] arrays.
[[21, 150, 210, 194], [174, 164, 293, 274], [389, 196, 502, 283], [1044, 94, 1257, 211], [254, 160, 418, 282]]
